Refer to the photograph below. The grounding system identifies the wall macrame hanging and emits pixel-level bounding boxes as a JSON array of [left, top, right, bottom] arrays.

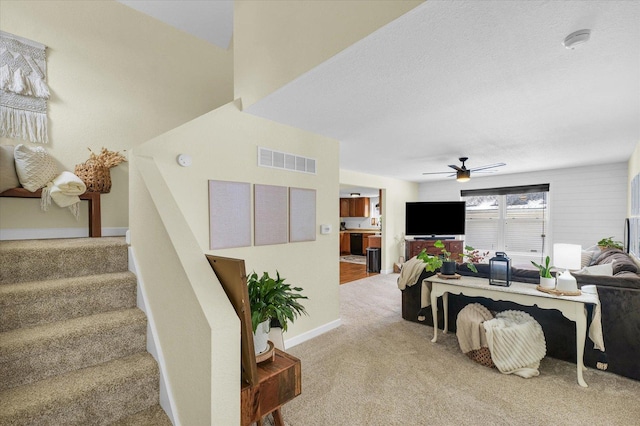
[[0, 31, 50, 143]]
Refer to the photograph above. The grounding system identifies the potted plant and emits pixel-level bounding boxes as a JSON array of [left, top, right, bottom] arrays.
[[459, 245, 489, 273], [531, 256, 555, 288], [597, 236, 623, 250], [417, 242, 487, 275], [247, 271, 308, 354]]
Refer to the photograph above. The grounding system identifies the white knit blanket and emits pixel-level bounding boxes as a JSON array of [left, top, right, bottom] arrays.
[[483, 310, 547, 378], [41, 171, 86, 219]]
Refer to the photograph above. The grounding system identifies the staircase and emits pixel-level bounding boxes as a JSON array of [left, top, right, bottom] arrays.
[[0, 237, 172, 425]]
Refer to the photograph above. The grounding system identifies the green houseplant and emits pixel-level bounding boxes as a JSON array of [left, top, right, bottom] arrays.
[[247, 271, 308, 353], [597, 236, 623, 250], [531, 256, 555, 288], [417, 241, 487, 274]]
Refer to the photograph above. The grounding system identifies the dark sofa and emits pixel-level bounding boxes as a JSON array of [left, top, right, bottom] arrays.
[[400, 249, 640, 381]]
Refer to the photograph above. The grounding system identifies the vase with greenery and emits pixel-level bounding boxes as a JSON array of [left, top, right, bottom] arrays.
[[597, 236, 623, 250], [531, 256, 555, 288], [247, 271, 308, 354], [460, 245, 489, 273]]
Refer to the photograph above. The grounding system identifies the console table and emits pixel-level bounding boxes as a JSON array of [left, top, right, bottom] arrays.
[[0, 188, 102, 237], [426, 275, 600, 387]]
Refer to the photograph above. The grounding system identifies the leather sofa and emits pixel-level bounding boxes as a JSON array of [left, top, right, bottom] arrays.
[[400, 249, 640, 381]]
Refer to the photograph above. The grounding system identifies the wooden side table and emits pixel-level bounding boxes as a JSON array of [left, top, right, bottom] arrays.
[[241, 349, 301, 426]]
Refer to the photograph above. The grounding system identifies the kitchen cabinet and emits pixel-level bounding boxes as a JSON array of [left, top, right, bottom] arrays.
[[340, 232, 351, 255], [339, 197, 370, 218], [363, 234, 370, 250], [339, 198, 350, 217]]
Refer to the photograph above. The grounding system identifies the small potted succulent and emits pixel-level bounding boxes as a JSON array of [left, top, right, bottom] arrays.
[[247, 271, 308, 354], [532, 256, 555, 288]]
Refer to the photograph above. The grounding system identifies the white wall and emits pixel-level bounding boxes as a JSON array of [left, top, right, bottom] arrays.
[[419, 163, 629, 251]]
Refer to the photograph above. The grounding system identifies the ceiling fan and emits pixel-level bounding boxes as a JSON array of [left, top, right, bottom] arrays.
[[422, 157, 506, 182]]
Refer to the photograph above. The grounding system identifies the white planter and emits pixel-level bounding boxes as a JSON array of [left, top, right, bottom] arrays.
[[540, 276, 556, 289], [253, 319, 270, 355]]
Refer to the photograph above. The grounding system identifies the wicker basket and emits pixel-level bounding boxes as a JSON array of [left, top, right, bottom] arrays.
[[466, 347, 495, 368], [74, 161, 112, 193]]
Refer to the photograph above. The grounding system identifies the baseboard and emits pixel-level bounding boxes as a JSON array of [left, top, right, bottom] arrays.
[[284, 319, 342, 349], [0, 227, 127, 240], [128, 247, 179, 426]]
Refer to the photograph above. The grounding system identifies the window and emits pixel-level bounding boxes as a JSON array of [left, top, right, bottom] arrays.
[[462, 185, 549, 262]]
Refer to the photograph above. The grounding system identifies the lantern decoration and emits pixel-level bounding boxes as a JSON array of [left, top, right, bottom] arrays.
[[489, 252, 511, 287]]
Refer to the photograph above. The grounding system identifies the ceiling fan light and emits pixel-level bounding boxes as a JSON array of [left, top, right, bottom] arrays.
[[563, 29, 591, 49], [456, 170, 470, 182]]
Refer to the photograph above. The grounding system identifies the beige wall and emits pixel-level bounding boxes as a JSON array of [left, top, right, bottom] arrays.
[[234, 0, 422, 108], [340, 169, 419, 271], [0, 0, 232, 235], [133, 98, 341, 347]]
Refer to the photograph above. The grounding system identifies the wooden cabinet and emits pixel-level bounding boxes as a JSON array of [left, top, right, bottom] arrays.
[[363, 234, 369, 250], [406, 239, 463, 261], [339, 198, 350, 217], [340, 232, 351, 255], [339, 197, 370, 217]]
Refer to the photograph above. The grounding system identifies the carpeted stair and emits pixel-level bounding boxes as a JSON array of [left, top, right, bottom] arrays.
[[0, 237, 171, 425]]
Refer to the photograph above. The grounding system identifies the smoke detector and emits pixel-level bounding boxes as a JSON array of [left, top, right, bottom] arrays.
[[563, 29, 591, 49]]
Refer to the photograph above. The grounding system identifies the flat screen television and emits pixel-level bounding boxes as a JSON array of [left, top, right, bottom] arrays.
[[405, 201, 466, 237]]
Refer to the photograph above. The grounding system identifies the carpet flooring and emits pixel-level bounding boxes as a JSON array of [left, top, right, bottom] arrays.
[[282, 273, 640, 425], [0, 237, 171, 425]]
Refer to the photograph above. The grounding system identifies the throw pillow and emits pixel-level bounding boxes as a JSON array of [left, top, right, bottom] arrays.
[[578, 263, 614, 276], [581, 245, 601, 268], [0, 145, 20, 192], [14, 144, 58, 192]]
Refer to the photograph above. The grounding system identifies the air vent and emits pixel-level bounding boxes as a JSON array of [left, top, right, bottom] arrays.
[[258, 147, 317, 175]]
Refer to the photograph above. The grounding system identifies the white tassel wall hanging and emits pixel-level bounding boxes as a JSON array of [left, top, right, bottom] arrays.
[[0, 31, 49, 143]]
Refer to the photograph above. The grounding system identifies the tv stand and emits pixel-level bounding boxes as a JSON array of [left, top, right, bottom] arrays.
[[414, 236, 455, 240], [405, 239, 463, 260]]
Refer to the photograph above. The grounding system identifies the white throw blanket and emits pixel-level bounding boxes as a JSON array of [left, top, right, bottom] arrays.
[[41, 171, 86, 219], [397, 256, 425, 290], [456, 303, 494, 354], [483, 310, 547, 378]]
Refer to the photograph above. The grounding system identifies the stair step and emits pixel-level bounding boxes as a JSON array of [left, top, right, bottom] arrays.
[[0, 352, 159, 425], [0, 272, 137, 332], [0, 308, 147, 391], [0, 237, 128, 284], [111, 405, 172, 426]]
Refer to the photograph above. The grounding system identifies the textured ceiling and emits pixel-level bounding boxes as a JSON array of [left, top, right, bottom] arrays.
[[121, 1, 639, 185], [116, 0, 233, 49], [247, 1, 640, 183]]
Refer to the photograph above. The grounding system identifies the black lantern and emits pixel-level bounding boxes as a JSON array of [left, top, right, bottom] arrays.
[[489, 252, 511, 287]]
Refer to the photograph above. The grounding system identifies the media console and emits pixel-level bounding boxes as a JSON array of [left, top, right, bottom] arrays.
[[405, 239, 463, 260]]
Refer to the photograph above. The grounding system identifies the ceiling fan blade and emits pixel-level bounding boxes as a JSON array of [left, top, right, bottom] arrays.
[[470, 162, 506, 172], [448, 165, 464, 172], [422, 171, 454, 175]]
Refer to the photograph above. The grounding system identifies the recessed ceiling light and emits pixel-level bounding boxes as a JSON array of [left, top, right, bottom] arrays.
[[563, 29, 591, 49]]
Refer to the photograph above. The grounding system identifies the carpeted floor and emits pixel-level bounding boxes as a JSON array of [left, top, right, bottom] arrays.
[[339, 255, 366, 265], [282, 273, 640, 425]]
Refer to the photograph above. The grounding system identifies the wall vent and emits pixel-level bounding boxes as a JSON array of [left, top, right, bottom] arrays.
[[258, 147, 317, 175]]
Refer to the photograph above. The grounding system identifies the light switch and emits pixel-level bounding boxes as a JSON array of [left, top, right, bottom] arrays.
[[320, 224, 331, 234]]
